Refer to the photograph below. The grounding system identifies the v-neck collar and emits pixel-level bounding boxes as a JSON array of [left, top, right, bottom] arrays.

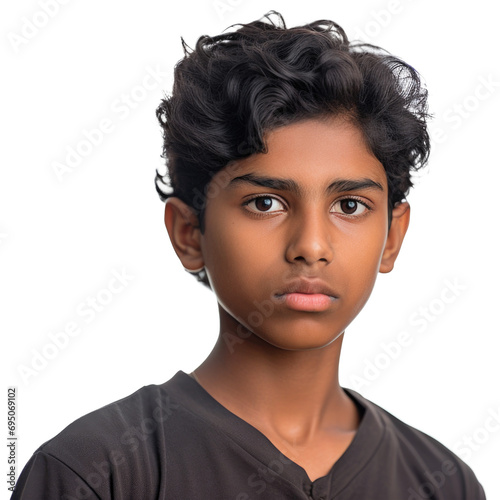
[[163, 371, 386, 498]]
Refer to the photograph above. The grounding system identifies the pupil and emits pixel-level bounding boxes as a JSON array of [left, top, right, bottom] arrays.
[[342, 200, 357, 214], [256, 197, 272, 211]]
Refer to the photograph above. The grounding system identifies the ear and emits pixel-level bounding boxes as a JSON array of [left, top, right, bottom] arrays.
[[164, 197, 204, 272], [379, 202, 410, 274]]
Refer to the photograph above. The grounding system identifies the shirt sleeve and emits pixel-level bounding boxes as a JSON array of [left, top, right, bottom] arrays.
[[467, 475, 487, 500], [11, 451, 101, 500]]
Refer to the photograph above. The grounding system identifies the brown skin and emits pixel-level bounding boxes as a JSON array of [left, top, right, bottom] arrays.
[[164, 116, 410, 481]]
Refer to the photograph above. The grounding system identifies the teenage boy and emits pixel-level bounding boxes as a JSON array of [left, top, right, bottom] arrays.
[[12, 11, 486, 499]]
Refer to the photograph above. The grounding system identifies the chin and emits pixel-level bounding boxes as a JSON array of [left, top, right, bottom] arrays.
[[258, 329, 344, 352]]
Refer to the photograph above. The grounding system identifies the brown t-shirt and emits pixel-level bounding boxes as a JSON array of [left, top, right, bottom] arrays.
[[11, 370, 486, 499]]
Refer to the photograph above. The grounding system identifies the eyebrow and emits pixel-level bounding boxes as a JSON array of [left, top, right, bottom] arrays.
[[228, 173, 384, 195]]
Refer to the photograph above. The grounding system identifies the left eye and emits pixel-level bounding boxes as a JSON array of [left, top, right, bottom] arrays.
[[331, 199, 368, 216], [244, 196, 285, 213]]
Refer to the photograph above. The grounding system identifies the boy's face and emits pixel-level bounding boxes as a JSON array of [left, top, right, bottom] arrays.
[[168, 116, 409, 351]]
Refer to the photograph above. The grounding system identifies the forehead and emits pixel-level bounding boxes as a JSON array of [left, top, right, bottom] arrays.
[[219, 116, 387, 193]]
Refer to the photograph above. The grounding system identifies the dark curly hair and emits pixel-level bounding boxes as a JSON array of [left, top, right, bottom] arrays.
[[156, 11, 431, 288]]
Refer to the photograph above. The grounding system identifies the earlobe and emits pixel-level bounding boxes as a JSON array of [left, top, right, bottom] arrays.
[[379, 202, 410, 274], [164, 197, 205, 272]]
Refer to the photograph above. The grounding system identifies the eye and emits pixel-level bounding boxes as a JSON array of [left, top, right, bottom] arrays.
[[243, 195, 285, 214], [331, 198, 370, 216]]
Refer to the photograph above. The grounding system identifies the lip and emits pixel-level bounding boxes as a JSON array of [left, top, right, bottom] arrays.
[[272, 278, 338, 312], [274, 278, 338, 297]]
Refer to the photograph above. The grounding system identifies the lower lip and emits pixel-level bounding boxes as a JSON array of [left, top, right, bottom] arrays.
[[282, 293, 334, 312]]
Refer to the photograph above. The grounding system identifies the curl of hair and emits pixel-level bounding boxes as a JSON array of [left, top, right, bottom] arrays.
[[156, 11, 431, 288]]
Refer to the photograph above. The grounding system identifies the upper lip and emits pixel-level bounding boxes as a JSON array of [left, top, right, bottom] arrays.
[[274, 278, 338, 298]]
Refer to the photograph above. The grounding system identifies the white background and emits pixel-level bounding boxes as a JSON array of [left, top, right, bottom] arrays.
[[2, 0, 499, 498]]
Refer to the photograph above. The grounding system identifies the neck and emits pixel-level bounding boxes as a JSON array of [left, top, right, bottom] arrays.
[[191, 310, 358, 447]]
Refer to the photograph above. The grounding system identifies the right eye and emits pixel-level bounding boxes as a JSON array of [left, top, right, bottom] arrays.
[[243, 195, 286, 214]]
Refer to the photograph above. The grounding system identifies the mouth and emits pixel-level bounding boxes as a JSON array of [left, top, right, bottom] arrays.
[[272, 278, 338, 312]]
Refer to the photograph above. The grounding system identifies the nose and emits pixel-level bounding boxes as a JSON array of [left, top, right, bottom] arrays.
[[284, 209, 334, 266]]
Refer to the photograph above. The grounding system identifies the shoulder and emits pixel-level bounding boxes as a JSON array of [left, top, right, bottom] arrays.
[[345, 388, 486, 499], [13, 375, 186, 499], [42, 381, 179, 457]]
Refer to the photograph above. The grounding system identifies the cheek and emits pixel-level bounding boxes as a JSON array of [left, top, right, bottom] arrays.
[[201, 219, 258, 291], [343, 225, 387, 292]]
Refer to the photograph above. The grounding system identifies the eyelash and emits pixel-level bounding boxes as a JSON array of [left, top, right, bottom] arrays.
[[242, 195, 373, 218]]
